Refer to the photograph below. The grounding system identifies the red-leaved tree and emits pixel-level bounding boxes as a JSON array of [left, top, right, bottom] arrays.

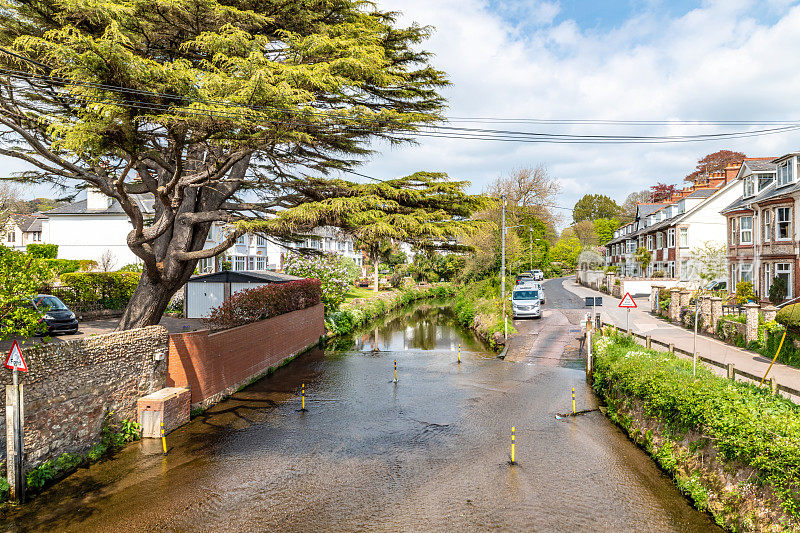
[[650, 182, 679, 202], [685, 150, 747, 181]]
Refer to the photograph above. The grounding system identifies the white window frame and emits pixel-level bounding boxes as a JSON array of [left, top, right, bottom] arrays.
[[667, 228, 675, 248], [679, 228, 688, 248], [744, 175, 755, 197], [730, 218, 738, 245], [740, 263, 753, 283], [656, 232, 663, 249], [778, 159, 795, 187], [646, 235, 653, 251], [680, 259, 689, 281], [777, 262, 792, 299], [740, 216, 753, 244], [764, 263, 771, 294], [777, 207, 792, 241], [763, 210, 772, 242]]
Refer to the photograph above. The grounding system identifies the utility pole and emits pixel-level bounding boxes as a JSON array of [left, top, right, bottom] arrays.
[[529, 227, 533, 271], [501, 194, 506, 300]]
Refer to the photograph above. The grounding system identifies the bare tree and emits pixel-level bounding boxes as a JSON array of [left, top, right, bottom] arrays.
[[99, 250, 117, 273], [621, 190, 652, 222], [485, 166, 563, 231], [0, 180, 21, 232]]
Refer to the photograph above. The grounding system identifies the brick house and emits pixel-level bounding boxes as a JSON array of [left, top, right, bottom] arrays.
[[606, 164, 741, 284], [722, 154, 799, 301]]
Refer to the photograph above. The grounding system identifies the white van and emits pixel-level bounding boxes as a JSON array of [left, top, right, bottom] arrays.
[[512, 286, 542, 319], [516, 280, 545, 304]]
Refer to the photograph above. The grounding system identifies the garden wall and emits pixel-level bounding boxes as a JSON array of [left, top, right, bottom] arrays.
[[167, 303, 325, 407], [1, 326, 168, 468]]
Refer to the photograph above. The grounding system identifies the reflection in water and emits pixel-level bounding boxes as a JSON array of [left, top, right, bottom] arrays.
[[351, 302, 485, 353]]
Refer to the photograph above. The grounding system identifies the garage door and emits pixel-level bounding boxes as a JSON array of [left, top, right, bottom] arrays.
[[186, 282, 225, 319]]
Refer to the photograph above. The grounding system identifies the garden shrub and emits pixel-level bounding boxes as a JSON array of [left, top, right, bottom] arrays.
[[770, 276, 789, 305], [26, 243, 58, 259], [206, 279, 321, 329], [284, 253, 351, 310], [776, 303, 800, 331], [735, 281, 754, 305], [593, 333, 800, 522], [44, 259, 80, 274], [57, 272, 140, 309]]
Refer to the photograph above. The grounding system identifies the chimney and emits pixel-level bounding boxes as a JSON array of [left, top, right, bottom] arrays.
[[86, 188, 112, 211]]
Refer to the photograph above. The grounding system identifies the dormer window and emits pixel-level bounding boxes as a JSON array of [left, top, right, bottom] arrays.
[[777, 158, 794, 187], [758, 173, 774, 191], [744, 175, 755, 197]]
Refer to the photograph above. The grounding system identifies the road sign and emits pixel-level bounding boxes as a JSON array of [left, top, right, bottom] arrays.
[[585, 297, 603, 307], [618, 293, 637, 309], [5, 341, 28, 372]]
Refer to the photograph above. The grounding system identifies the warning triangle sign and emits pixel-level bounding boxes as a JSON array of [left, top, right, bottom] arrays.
[[619, 292, 637, 309], [5, 341, 28, 372]]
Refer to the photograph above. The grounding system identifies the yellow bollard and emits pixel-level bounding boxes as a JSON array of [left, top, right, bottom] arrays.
[[458, 343, 461, 364], [572, 387, 576, 415], [302, 383, 306, 411], [394, 360, 397, 383], [160, 421, 167, 454], [510, 426, 516, 464]]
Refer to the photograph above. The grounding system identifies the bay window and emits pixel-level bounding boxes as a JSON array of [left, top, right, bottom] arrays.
[[740, 263, 753, 283], [740, 216, 753, 244], [777, 159, 795, 186], [777, 263, 792, 299], [763, 210, 772, 241], [777, 207, 791, 240], [656, 232, 663, 249], [667, 228, 675, 248]]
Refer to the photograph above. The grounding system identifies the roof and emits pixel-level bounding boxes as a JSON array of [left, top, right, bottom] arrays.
[[744, 160, 777, 172], [44, 195, 154, 216], [684, 188, 717, 199], [8, 214, 39, 232], [187, 271, 302, 284]]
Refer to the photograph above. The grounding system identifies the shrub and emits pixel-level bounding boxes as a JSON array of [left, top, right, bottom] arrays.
[[284, 253, 351, 310], [206, 279, 321, 329], [57, 272, 140, 309], [735, 281, 754, 305], [44, 258, 80, 274], [26, 243, 58, 259], [776, 304, 800, 332], [770, 275, 788, 305], [652, 270, 666, 278], [118, 263, 143, 272]]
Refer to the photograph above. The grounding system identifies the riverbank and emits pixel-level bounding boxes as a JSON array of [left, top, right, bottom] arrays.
[[453, 278, 514, 351], [592, 330, 800, 532], [324, 283, 456, 337]]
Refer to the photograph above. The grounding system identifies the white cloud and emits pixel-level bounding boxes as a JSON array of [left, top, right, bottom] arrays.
[[355, 0, 800, 227]]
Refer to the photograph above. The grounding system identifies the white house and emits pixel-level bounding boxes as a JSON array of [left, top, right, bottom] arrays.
[[2, 213, 44, 251]]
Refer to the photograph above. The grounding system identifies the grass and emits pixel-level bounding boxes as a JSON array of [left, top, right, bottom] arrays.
[[342, 285, 378, 304]]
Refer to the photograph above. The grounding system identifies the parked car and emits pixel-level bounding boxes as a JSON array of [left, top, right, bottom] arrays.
[[512, 287, 542, 319], [532, 269, 544, 281], [31, 294, 79, 335], [515, 272, 534, 284], [704, 280, 727, 292]]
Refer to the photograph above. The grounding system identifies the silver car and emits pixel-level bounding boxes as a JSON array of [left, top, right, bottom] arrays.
[[532, 269, 544, 281], [512, 288, 542, 319]]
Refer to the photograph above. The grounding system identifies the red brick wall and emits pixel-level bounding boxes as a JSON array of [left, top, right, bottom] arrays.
[[167, 303, 324, 405]]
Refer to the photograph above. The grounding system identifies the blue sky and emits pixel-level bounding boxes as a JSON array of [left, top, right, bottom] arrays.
[[8, 0, 800, 232]]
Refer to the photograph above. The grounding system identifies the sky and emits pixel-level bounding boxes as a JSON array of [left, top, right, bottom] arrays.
[[9, 0, 800, 229]]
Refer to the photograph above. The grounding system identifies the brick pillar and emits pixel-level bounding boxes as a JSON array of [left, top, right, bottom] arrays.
[[744, 302, 760, 345], [762, 305, 778, 324], [650, 285, 662, 314], [700, 296, 712, 333], [710, 297, 723, 333], [669, 288, 681, 321]]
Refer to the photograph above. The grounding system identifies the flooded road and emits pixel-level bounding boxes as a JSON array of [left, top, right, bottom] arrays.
[[1, 299, 720, 532]]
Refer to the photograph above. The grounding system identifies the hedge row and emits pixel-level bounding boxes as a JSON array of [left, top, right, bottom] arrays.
[[206, 279, 321, 329], [54, 272, 141, 309], [325, 284, 456, 337], [593, 332, 800, 528]]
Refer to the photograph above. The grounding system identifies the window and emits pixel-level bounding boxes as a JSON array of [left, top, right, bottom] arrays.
[[31, 231, 41, 242], [256, 256, 266, 270], [646, 235, 653, 251], [744, 175, 755, 197], [758, 173, 774, 191], [6, 229, 14, 243], [740, 263, 753, 283], [764, 263, 771, 294], [234, 256, 246, 271], [256, 235, 266, 246], [627, 241, 635, 254], [730, 264, 738, 292], [656, 232, 663, 249], [199, 257, 214, 273], [680, 259, 689, 281], [740, 216, 753, 244], [777, 263, 792, 299], [667, 228, 675, 248], [777, 159, 795, 186], [730, 218, 738, 245], [777, 207, 791, 240], [679, 228, 688, 247], [236, 234, 246, 245], [764, 210, 772, 241]]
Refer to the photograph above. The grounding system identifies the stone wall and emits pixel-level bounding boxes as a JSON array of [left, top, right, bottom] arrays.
[[167, 303, 325, 407], [2, 326, 168, 468]]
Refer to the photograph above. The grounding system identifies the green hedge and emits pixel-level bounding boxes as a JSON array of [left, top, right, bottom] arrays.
[[453, 277, 514, 351], [26, 243, 58, 259], [57, 272, 140, 309], [593, 333, 800, 524], [325, 284, 456, 337]]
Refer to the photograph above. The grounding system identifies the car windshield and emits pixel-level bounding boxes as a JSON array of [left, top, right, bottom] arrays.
[[513, 290, 539, 301], [33, 296, 68, 311]]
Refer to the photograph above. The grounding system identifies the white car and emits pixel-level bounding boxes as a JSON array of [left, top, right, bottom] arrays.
[[512, 287, 543, 318], [532, 269, 544, 281], [516, 280, 545, 304]]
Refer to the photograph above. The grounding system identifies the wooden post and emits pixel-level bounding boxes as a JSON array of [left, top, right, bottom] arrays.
[[770, 377, 779, 396], [645, 335, 652, 349], [586, 327, 593, 383], [5, 374, 24, 502], [668, 343, 675, 354], [726, 363, 735, 381]]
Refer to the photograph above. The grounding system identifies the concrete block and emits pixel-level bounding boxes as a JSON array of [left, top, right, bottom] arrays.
[[137, 387, 191, 438]]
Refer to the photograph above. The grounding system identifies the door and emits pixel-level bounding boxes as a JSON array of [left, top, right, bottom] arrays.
[[186, 282, 225, 318]]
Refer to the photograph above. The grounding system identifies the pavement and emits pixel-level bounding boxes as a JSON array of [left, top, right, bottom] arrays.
[[562, 277, 800, 401]]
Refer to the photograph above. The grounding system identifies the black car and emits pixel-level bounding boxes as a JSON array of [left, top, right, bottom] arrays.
[[32, 294, 79, 335]]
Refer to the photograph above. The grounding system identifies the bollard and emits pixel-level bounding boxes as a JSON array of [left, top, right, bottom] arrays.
[[668, 343, 675, 354], [510, 426, 516, 465], [646, 335, 651, 349], [572, 387, 576, 415], [458, 343, 461, 364], [726, 363, 735, 381], [160, 421, 167, 455], [301, 383, 307, 412], [770, 377, 779, 396], [394, 360, 397, 383]]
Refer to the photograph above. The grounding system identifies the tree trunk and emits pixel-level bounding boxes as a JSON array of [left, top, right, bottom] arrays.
[[374, 258, 380, 292], [116, 268, 188, 330]]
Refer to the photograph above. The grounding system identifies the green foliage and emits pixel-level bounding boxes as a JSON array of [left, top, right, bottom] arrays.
[[58, 272, 140, 309], [771, 276, 789, 305], [283, 253, 351, 311], [44, 259, 80, 274], [593, 333, 800, 520], [25, 243, 57, 259], [339, 257, 362, 283], [691, 241, 727, 283], [118, 263, 143, 273], [735, 281, 754, 305], [593, 218, 621, 245], [633, 247, 651, 273], [0, 247, 54, 340], [453, 277, 515, 351], [573, 194, 622, 223]]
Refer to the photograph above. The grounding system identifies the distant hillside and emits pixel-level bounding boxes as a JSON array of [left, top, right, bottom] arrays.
[[13, 197, 65, 215]]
